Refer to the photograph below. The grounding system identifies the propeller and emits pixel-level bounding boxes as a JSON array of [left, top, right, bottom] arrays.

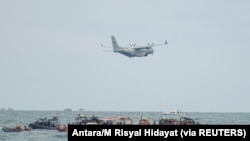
[[129, 43, 136, 47], [100, 43, 111, 48], [147, 43, 154, 46]]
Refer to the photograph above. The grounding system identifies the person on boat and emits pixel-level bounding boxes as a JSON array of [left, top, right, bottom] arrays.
[[15, 125, 22, 132], [55, 124, 60, 130], [23, 125, 31, 131], [51, 119, 58, 127], [139, 119, 150, 125], [63, 124, 68, 132]]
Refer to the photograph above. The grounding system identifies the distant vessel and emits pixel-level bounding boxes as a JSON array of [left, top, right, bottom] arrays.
[[0, 108, 13, 111], [7, 108, 13, 111], [63, 108, 72, 111], [163, 109, 186, 116], [78, 108, 84, 112]]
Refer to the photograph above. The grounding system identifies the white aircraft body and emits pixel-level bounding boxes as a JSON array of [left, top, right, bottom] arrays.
[[102, 35, 168, 58]]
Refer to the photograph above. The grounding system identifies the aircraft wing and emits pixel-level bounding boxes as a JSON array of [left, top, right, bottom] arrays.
[[150, 40, 168, 47], [133, 40, 168, 49]]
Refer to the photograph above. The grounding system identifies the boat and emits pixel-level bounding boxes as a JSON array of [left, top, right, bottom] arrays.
[[2, 126, 21, 132], [7, 108, 13, 111], [163, 109, 186, 116], [2, 126, 31, 132], [98, 116, 133, 125], [28, 123, 58, 130], [78, 108, 84, 112], [28, 116, 60, 130], [157, 109, 199, 125], [68, 114, 100, 125], [63, 108, 72, 111], [179, 116, 198, 125]]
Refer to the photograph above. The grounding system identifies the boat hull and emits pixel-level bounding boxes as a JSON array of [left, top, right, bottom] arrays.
[[28, 123, 56, 130], [2, 127, 21, 132]]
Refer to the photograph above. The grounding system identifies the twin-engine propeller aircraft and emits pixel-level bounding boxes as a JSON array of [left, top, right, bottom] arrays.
[[101, 35, 168, 58]]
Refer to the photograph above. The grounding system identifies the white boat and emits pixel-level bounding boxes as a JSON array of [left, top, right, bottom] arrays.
[[158, 109, 200, 125], [163, 109, 186, 117]]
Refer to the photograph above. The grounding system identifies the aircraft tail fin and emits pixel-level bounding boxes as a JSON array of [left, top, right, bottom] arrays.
[[111, 35, 122, 51]]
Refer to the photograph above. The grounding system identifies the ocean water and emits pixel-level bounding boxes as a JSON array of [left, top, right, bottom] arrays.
[[1, 110, 250, 141]]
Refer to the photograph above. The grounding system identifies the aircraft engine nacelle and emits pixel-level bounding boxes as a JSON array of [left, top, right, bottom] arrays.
[[136, 48, 153, 57]]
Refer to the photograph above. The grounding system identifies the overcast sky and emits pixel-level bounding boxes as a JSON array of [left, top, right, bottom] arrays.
[[1, 0, 249, 112]]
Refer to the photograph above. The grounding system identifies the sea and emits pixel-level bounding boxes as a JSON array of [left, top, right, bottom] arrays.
[[1, 110, 250, 141]]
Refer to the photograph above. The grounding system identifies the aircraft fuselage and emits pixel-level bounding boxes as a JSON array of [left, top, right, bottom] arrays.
[[114, 48, 154, 57]]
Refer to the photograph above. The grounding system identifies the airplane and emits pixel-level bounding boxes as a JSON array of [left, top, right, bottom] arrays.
[[101, 35, 168, 58]]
